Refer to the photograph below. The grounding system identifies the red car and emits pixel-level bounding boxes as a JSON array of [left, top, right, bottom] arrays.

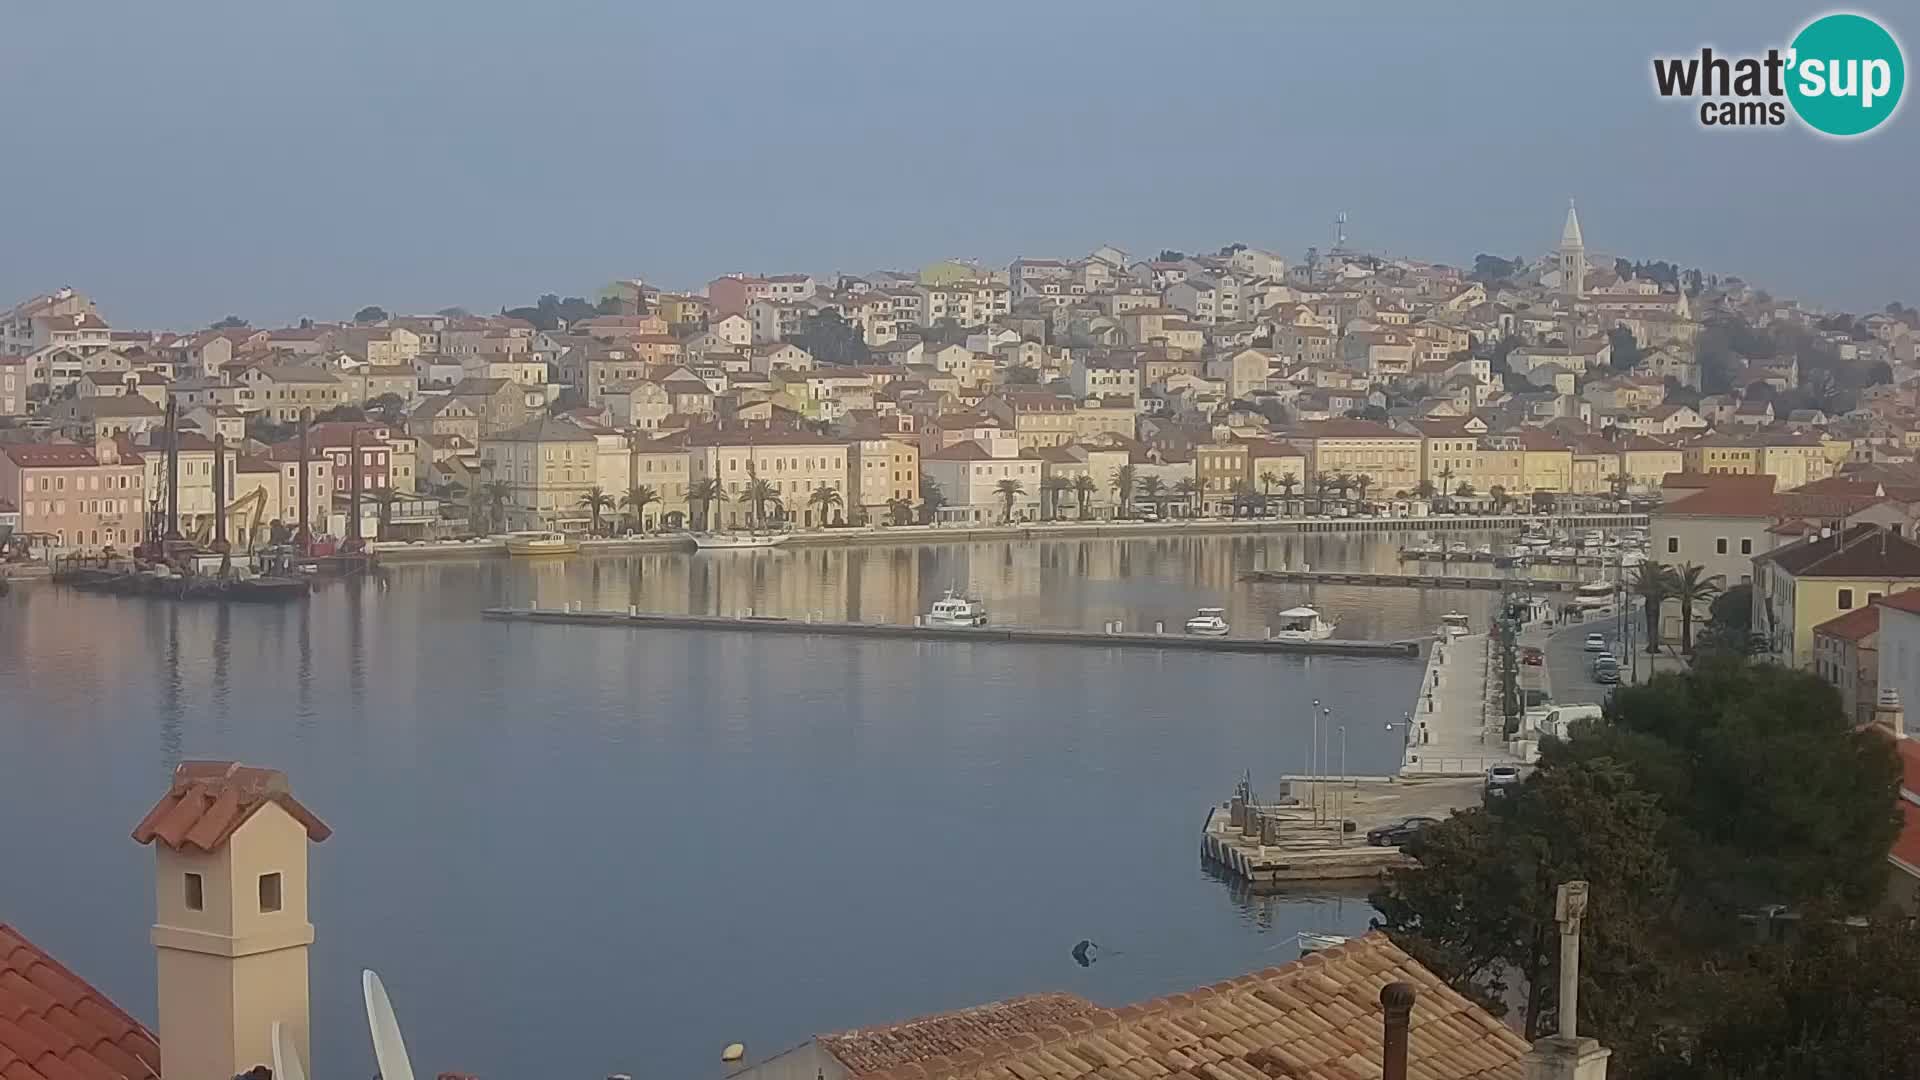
[[1520, 646, 1545, 666]]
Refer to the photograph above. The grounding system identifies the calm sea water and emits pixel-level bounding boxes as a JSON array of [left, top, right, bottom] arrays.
[[0, 531, 1520, 1078]]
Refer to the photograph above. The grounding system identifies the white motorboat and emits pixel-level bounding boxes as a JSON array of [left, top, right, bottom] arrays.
[[1440, 611, 1471, 637], [1272, 606, 1336, 642], [1474, 544, 1494, 557], [504, 530, 578, 557], [1545, 545, 1577, 558], [1185, 607, 1231, 636], [925, 588, 987, 627], [1620, 550, 1646, 568], [1517, 534, 1550, 549], [1447, 540, 1470, 555], [1297, 932, 1350, 956], [689, 532, 789, 551]]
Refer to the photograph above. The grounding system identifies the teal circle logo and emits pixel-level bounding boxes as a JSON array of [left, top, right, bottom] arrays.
[[1787, 13, 1905, 136]]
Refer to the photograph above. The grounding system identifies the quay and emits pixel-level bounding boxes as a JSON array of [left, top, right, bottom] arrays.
[[480, 606, 1423, 657], [1198, 775, 1485, 890], [1242, 569, 1578, 592], [1397, 549, 1636, 567], [367, 512, 1650, 563]]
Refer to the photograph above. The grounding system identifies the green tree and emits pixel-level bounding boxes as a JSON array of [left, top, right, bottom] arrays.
[[1113, 464, 1137, 517], [1455, 481, 1476, 501], [1172, 476, 1201, 516], [994, 478, 1026, 524], [210, 315, 249, 330], [365, 393, 408, 420], [1436, 465, 1456, 510], [1039, 475, 1073, 521], [1529, 489, 1553, 513], [689, 478, 727, 531], [578, 486, 615, 535], [354, 305, 389, 324], [480, 479, 513, 534], [1630, 561, 1676, 654], [1277, 471, 1299, 513], [1072, 474, 1098, 520], [1135, 474, 1165, 516], [1672, 563, 1724, 655], [885, 496, 915, 526], [1696, 583, 1755, 655], [918, 476, 947, 524], [744, 475, 780, 529], [790, 309, 870, 365], [1607, 326, 1645, 372], [806, 483, 843, 526], [1350, 473, 1373, 510], [1372, 758, 1673, 1040], [620, 485, 660, 534]]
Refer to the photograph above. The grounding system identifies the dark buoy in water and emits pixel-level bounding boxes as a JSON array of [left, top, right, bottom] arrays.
[[1071, 939, 1099, 967]]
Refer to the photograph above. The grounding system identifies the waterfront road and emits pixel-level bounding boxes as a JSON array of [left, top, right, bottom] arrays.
[[1541, 610, 1626, 707]]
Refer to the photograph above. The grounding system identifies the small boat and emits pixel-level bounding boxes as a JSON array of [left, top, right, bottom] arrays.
[[505, 530, 578, 557], [1297, 932, 1350, 956], [1272, 606, 1336, 642], [1474, 544, 1493, 557], [1440, 611, 1471, 637], [925, 588, 987, 627], [1447, 540, 1470, 555], [689, 532, 789, 551], [1620, 551, 1646, 568], [1185, 607, 1231, 636], [1517, 534, 1549, 549], [1545, 545, 1577, 558]]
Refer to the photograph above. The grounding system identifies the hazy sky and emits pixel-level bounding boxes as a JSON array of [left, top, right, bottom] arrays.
[[4, 2, 1913, 328]]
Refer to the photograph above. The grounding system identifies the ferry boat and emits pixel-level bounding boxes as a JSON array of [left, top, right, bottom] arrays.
[[1272, 606, 1336, 642], [1184, 607, 1231, 636], [1440, 611, 1471, 637], [925, 588, 987, 627], [689, 532, 789, 551], [504, 530, 578, 557], [1573, 580, 1616, 609]]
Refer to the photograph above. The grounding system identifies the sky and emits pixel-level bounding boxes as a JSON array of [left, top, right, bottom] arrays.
[[3, 1, 1914, 329]]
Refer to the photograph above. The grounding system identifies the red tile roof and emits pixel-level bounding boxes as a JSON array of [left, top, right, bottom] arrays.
[[817, 993, 1100, 1077], [1660, 483, 1783, 518], [0, 923, 160, 1080], [1893, 800, 1920, 871], [131, 761, 331, 853], [1812, 604, 1880, 644], [855, 933, 1526, 1080], [1877, 588, 1920, 616], [1757, 524, 1920, 579], [3, 446, 101, 469]]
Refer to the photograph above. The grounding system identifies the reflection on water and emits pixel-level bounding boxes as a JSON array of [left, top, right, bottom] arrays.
[[0, 531, 1487, 1079]]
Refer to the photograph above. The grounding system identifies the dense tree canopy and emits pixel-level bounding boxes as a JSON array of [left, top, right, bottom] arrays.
[[1375, 658, 1904, 1074], [353, 305, 389, 324], [789, 309, 869, 365], [502, 293, 598, 331], [1607, 326, 1644, 373]]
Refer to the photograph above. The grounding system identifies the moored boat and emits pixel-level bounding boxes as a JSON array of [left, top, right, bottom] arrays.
[[1184, 607, 1231, 636], [689, 532, 789, 551], [504, 531, 579, 557], [1271, 606, 1336, 642], [925, 588, 988, 627]]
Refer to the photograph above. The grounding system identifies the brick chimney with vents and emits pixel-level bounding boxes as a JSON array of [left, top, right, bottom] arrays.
[[132, 761, 333, 1080]]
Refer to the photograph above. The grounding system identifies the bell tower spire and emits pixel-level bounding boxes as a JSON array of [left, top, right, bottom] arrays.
[[1559, 198, 1586, 301]]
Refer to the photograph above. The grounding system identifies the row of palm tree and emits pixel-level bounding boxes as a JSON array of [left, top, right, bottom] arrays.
[[1628, 559, 1724, 655]]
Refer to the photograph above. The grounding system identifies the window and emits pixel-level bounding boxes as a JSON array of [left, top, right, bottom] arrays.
[[1741, 538, 1753, 555], [1839, 588, 1855, 610], [184, 872, 204, 911], [258, 872, 282, 912], [1715, 538, 1728, 555]]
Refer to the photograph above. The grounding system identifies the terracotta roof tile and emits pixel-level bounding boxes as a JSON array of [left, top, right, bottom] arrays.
[[834, 935, 1522, 1080], [0, 926, 157, 1080], [1757, 523, 1920, 579], [130, 760, 331, 853], [1813, 604, 1880, 643]]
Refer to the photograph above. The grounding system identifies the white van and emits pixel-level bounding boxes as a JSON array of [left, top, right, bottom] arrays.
[[1540, 703, 1604, 740]]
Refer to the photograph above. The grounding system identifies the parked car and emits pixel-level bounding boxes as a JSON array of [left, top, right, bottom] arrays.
[[1485, 764, 1523, 794], [1592, 651, 1617, 670], [1365, 816, 1439, 846], [1583, 633, 1607, 652], [1520, 646, 1544, 666], [1593, 659, 1621, 684]]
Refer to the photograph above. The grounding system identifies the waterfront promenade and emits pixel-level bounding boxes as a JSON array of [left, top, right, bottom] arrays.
[[1400, 631, 1519, 778], [371, 512, 1649, 563]]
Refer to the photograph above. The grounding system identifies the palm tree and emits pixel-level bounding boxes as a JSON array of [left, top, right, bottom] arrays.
[[1259, 470, 1281, 500], [1229, 479, 1257, 518], [578, 486, 615, 536], [1630, 561, 1676, 655], [885, 496, 916, 526], [1040, 475, 1073, 521], [806, 484, 844, 527], [1072, 474, 1098, 520], [1136, 474, 1165, 517], [1113, 464, 1138, 518], [1672, 563, 1724, 655], [918, 476, 947, 525], [1172, 477, 1202, 517], [1436, 465, 1456, 510], [1413, 478, 1437, 502], [1350, 473, 1373, 512], [621, 484, 660, 534], [1488, 484, 1509, 514], [480, 479, 512, 534], [1607, 472, 1633, 500], [689, 478, 726, 532], [744, 477, 780, 530], [994, 478, 1026, 523], [372, 488, 401, 539], [1277, 471, 1299, 515]]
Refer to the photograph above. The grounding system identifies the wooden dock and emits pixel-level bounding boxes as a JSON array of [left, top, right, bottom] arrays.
[[1200, 776, 1485, 890], [1241, 569, 1579, 592], [481, 606, 1423, 657]]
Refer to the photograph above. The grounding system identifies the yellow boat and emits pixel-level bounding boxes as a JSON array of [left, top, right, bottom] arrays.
[[504, 530, 579, 557]]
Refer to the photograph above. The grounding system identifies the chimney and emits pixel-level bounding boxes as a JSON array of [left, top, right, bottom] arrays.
[[1874, 687, 1905, 739], [133, 762, 331, 1080], [1380, 982, 1414, 1080]]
